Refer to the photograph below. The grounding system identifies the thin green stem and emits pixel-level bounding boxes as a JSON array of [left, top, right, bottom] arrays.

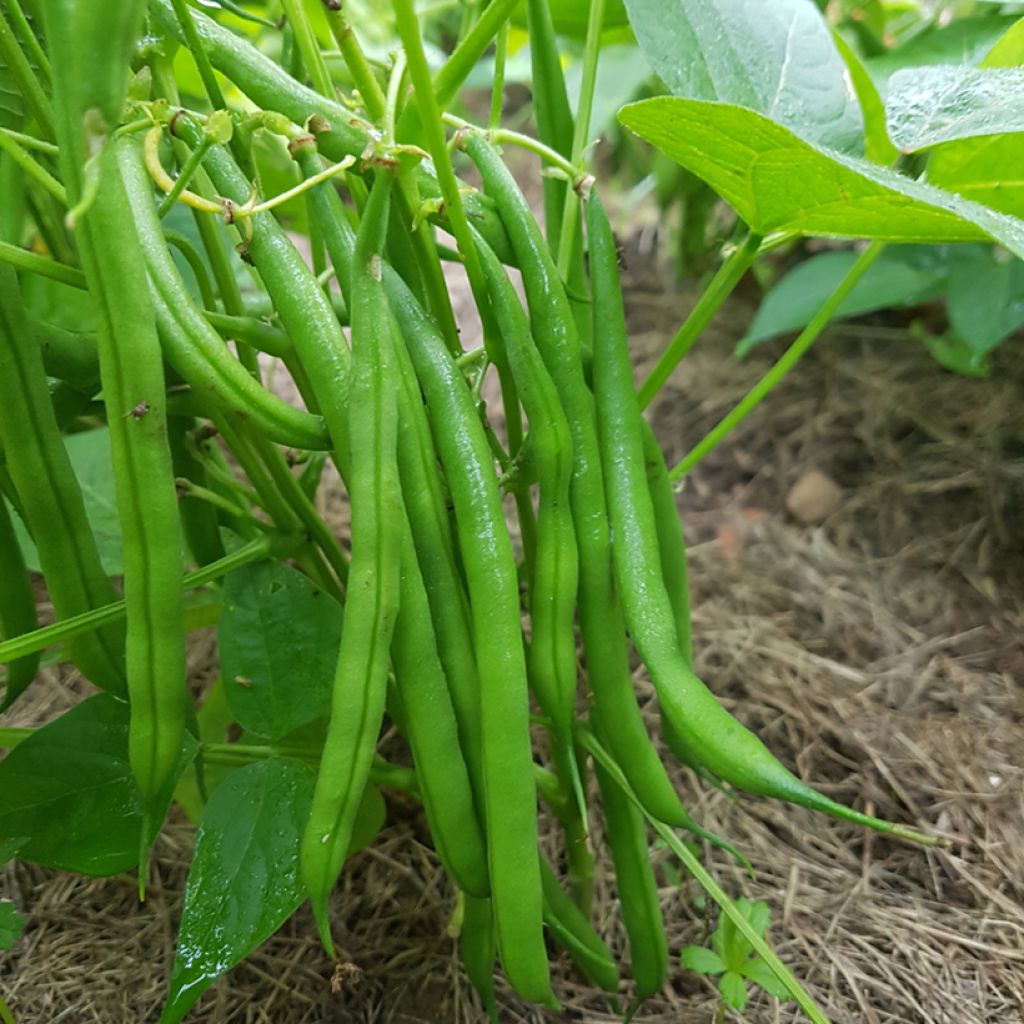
[[169, 0, 226, 108], [578, 727, 831, 1024], [433, 0, 519, 107], [321, 1, 386, 121], [157, 135, 213, 217], [384, 51, 407, 144], [489, 22, 508, 130], [0, 535, 282, 666], [0, 128, 65, 202], [279, 0, 335, 99], [555, 0, 605, 279], [638, 232, 762, 409], [445, 116, 579, 179], [0, 126, 56, 154], [0, 6, 51, 136], [0, 238, 84, 286], [669, 241, 886, 480], [164, 230, 218, 309], [1, 0, 49, 81]]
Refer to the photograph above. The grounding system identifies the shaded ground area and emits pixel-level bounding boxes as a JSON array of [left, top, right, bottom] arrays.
[[2, 238, 1023, 1023]]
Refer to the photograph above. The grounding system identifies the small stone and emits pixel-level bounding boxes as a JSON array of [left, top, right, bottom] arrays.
[[786, 469, 842, 523]]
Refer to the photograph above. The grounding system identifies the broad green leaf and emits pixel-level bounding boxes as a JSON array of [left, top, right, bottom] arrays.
[[738, 246, 950, 353], [219, 560, 341, 741], [623, 0, 864, 153], [832, 30, 899, 164], [928, 132, 1024, 219], [946, 247, 1024, 366], [867, 15, 1019, 86], [515, 0, 630, 35], [6, 427, 122, 577], [0, 694, 197, 875], [680, 945, 726, 975], [161, 760, 314, 1024], [743, 957, 793, 1000], [978, 15, 1024, 67], [719, 970, 749, 1011], [174, 678, 237, 825], [162, 760, 385, 1024], [0, 902, 25, 952], [886, 66, 1024, 151], [617, 97, 1024, 256]]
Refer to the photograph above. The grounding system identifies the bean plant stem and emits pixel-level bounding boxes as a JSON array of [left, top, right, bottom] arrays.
[[554, 0, 605, 279], [169, 0, 225, 108], [279, 0, 335, 98], [638, 231, 762, 408], [0, 8, 52, 136], [0, 127, 65, 201], [434, 0, 518, 106], [322, 1, 386, 120], [0, 535, 283, 665], [1, 0, 49, 79], [0, 238, 84, 285], [669, 240, 887, 480], [489, 22, 508, 129]]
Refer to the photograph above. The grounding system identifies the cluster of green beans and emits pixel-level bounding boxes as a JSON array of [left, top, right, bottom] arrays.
[[0, 1, 937, 1017]]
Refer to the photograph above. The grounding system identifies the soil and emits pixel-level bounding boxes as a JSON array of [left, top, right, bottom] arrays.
[[2, 230, 1023, 1024]]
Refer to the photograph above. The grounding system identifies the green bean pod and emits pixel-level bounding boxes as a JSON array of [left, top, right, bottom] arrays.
[[0, 265, 126, 693], [167, 416, 227, 568], [390, 532, 489, 897], [171, 116, 353, 445], [460, 895, 499, 1024], [386, 270, 554, 1007], [594, 761, 667, 1001], [0, 496, 39, 710], [474, 233, 579, 756], [294, 141, 486, 805], [586, 192, 928, 841], [539, 857, 620, 994], [117, 137, 331, 452], [464, 134, 689, 829], [300, 172, 401, 952]]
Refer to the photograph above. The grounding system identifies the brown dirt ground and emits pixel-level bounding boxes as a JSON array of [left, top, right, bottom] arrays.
[[3, 232, 1023, 1024]]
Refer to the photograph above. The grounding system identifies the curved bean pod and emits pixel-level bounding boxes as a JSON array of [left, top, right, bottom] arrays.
[[464, 133, 690, 829], [386, 267, 554, 1007], [586, 191, 930, 841], [300, 172, 401, 951]]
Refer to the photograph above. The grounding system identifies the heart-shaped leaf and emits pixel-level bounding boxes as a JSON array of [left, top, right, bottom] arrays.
[[623, 0, 864, 153], [618, 96, 1024, 256], [887, 66, 1024, 152], [0, 694, 196, 875], [218, 560, 341, 741]]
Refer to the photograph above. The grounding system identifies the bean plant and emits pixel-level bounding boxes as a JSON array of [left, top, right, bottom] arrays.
[[0, 0, 1018, 1021]]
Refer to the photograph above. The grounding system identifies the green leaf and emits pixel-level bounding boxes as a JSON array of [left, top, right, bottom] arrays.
[[741, 898, 772, 939], [832, 29, 899, 164], [719, 969, 749, 1011], [946, 247, 1024, 360], [0, 694, 197, 875], [218, 560, 341, 741], [887, 66, 1024, 151], [980, 16, 1024, 67], [0, 902, 25, 952], [173, 678, 237, 825], [617, 96, 1024, 257], [680, 945, 726, 976], [623, 0, 864, 153], [6, 427, 122, 577], [161, 760, 385, 1024], [161, 760, 314, 1024], [743, 957, 793, 1000], [928, 132, 1024, 220], [738, 246, 950, 353], [565, 44, 653, 137]]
